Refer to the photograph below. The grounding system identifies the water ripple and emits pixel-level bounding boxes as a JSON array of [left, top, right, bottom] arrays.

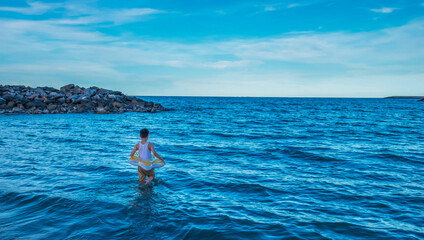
[[1, 98, 424, 239]]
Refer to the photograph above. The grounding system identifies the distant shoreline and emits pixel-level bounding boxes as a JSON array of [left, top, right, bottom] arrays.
[[384, 96, 424, 99], [141, 95, 423, 99]]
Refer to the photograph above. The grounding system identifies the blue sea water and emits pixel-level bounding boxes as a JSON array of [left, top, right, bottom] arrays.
[[1, 97, 424, 239]]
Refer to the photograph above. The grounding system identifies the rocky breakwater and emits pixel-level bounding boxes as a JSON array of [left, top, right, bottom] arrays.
[[0, 84, 168, 114]]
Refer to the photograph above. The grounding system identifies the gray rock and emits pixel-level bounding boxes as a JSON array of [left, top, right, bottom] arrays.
[[14, 94, 26, 103], [12, 107, 22, 113], [112, 101, 122, 108], [42, 87, 56, 93], [130, 98, 138, 105], [57, 97, 66, 104], [27, 94, 38, 100], [74, 96, 90, 104], [1, 84, 168, 114], [7, 101, 15, 108], [96, 107, 106, 114], [92, 95, 102, 102], [105, 98, 114, 104], [80, 96, 90, 104], [3, 94, 15, 101], [34, 87, 47, 96], [47, 104, 57, 111], [26, 107, 36, 113], [26, 100, 47, 108], [82, 102, 94, 110], [74, 104, 85, 113], [107, 94, 116, 100], [134, 97, 145, 103], [70, 94, 80, 103], [60, 84, 75, 92], [72, 86, 82, 94], [115, 95, 123, 102], [47, 95, 55, 101], [49, 92, 59, 98], [98, 88, 112, 95], [83, 88, 96, 97]]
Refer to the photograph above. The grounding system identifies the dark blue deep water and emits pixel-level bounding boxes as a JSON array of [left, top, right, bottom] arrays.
[[1, 97, 424, 239]]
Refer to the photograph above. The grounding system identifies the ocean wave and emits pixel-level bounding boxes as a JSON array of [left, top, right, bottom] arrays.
[[1, 97, 424, 239]]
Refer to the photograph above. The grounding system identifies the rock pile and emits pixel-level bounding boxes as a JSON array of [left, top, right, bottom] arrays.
[[0, 84, 168, 114]]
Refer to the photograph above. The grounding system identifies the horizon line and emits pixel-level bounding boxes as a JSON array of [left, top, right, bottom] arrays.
[[134, 95, 422, 99]]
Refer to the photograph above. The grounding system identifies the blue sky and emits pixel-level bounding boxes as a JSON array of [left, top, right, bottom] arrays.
[[0, 0, 423, 97]]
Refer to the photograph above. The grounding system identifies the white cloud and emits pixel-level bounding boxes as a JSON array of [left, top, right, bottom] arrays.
[[2, 16, 424, 68], [108, 8, 165, 24], [0, 19, 115, 42], [262, 3, 301, 13], [287, 3, 300, 8], [1, 17, 424, 70], [0, 5, 424, 96], [370, 7, 399, 13], [264, 6, 276, 11], [204, 60, 258, 69], [0, 1, 165, 25], [43, 8, 165, 26], [0, 1, 60, 15]]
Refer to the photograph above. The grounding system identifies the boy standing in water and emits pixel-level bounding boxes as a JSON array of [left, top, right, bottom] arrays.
[[130, 128, 164, 184]]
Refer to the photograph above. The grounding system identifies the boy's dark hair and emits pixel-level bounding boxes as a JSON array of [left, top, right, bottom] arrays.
[[140, 128, 149, 138]]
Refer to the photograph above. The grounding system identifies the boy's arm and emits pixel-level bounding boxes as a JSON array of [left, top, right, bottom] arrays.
[[130, 143, 139, 157], [149, 143, 164, 162]]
